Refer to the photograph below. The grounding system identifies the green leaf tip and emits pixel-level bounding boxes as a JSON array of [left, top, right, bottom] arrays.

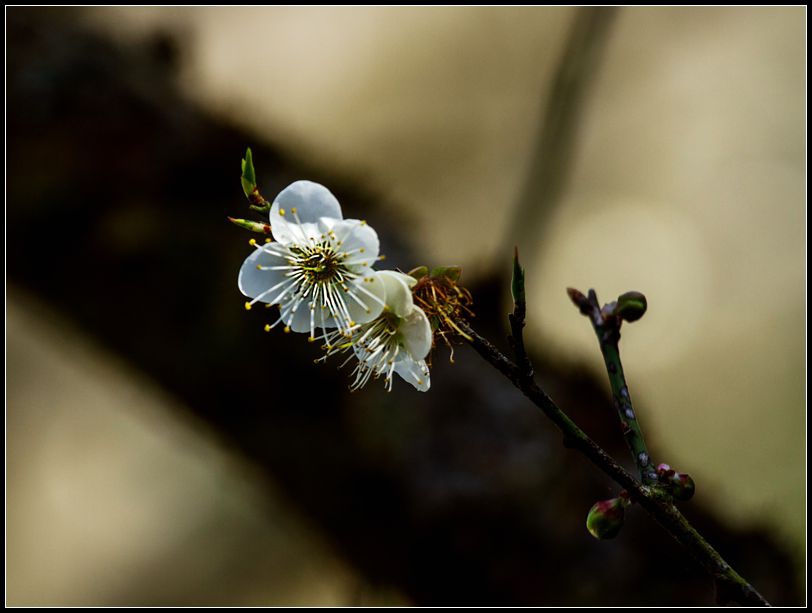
[[408, 266, 429, 281], [241, 147, 257, 198], [430, 266, 462, 281], [511, 247, 525, 306]]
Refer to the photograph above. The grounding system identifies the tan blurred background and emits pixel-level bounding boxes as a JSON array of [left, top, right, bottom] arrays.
[[7, 6, 805, 605], [85, 2, 805, 549]]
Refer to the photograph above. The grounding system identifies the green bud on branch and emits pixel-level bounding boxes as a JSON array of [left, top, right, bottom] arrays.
[[240, 146, 271, 214], [227, 217, 272, 234], [656, 463, 695, 501], [670, 472, 696, 501], [614, 291, 647, 323], [586, 497, 626, 540], [241, 147, 257, 199]]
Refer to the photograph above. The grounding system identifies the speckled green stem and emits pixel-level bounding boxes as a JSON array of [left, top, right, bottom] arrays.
[[594, 326, 658, 484]]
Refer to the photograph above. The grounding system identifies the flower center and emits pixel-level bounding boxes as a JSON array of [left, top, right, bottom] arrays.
[[290, 243, 348, 284], [363, 312, 402, 348]]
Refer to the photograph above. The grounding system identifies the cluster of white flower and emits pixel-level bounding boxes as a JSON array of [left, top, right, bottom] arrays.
[[238, 181, 432, 392]]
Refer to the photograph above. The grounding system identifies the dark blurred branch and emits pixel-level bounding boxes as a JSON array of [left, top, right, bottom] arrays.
[[507, 7, 618, 260], [458, 271, 769, 605]]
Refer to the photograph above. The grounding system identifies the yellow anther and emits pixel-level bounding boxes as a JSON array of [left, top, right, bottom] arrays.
[[383, 305, 390, 312], [360, 248, 365, 253], [265, 238, 272, 243], [291, 207, 297, 214], [349, 320, 356, 327], [378, 255, 386, 261], [256, 265, 262, 270], [308, 336, 316, 343], [264, 324, 272, 332], [244, 301, 253, 311], [417, 379, 424, 385], [249, 238, 257, 247], [360, 220, 367, 225], [279, 208, 286, 216]]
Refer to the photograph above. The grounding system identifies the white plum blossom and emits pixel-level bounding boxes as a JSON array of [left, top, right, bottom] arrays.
[[322, 270, 432, 392], [238, 181, 386, 339]]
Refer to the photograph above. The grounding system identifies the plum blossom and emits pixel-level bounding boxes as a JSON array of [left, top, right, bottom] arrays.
[[321, 270, 432, 392], [238, 181, 386, 339]]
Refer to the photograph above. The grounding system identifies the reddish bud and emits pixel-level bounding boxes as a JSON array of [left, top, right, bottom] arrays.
[[567, 287, 592, 316], [670, 472, 696, 501], [586, 498, 625, 540]]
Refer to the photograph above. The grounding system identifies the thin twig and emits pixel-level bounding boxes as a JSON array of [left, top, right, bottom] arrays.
[[508, 247, 533, 379], [456, 319, 769, 606], [568, 287, 657, 484]]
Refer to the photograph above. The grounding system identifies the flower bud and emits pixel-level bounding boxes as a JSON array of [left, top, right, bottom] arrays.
[[670, 472, 696, 501], [586, 498, 625, 540], [241, 147, 257, 198], [567, 287, 593, 316], [656, 463, 675, 480], [614, 291, 647, 323], [227, 216, 272, 235]]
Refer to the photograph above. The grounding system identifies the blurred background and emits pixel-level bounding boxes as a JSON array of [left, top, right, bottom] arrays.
[[6, 6, 805, 605]]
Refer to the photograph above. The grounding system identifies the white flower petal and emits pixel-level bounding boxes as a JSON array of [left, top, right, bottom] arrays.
[[344, 270, 386, 325], [270, 181, 342, 245], [331, 218, 379, 269], [287, 302, 314, 333], [377, 270, 414, 318], [399, 306, 432, 359], [391, 271, 418, 289], [283, 302, 338, 334], [394, 358, 431, 392], [238, 246, 290, 302]]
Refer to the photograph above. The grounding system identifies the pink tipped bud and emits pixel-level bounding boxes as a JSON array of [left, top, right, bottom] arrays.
[[670, 472, 696, 501], [586, 498, 625, 540], [656, 463, 676, 480], [567, 287, 592, 315]]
